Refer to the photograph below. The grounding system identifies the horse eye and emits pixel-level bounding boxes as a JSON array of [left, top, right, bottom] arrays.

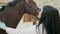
[[37, 7, 41, 12]]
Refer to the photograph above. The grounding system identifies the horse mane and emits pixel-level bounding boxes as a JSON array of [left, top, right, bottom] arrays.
[[8, 0, 22, 7], [0, 0, 24, 11]]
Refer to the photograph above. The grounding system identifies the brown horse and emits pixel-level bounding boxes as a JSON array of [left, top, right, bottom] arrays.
[[0, 0, 39, 34]]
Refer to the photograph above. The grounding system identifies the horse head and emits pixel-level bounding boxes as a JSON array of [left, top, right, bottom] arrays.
[[25, 0, 39, 16], [25, 0, 39, 18], [16, 0, 40, 19]]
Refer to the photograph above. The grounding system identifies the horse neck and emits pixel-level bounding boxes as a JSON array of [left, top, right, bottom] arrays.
[[4, 6, 25, 28]]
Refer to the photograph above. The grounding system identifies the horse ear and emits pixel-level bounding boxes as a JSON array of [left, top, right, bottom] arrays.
[[25, 0, 29, 3]]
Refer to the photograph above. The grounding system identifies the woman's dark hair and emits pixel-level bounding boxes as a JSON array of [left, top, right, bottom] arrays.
[[37, 5, 59, 34]]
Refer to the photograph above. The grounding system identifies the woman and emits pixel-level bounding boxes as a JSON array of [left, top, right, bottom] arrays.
[[36, 5, 59, 34]]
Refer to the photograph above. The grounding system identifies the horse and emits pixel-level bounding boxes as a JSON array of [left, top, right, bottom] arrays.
[[0, 0, 39, 34]]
